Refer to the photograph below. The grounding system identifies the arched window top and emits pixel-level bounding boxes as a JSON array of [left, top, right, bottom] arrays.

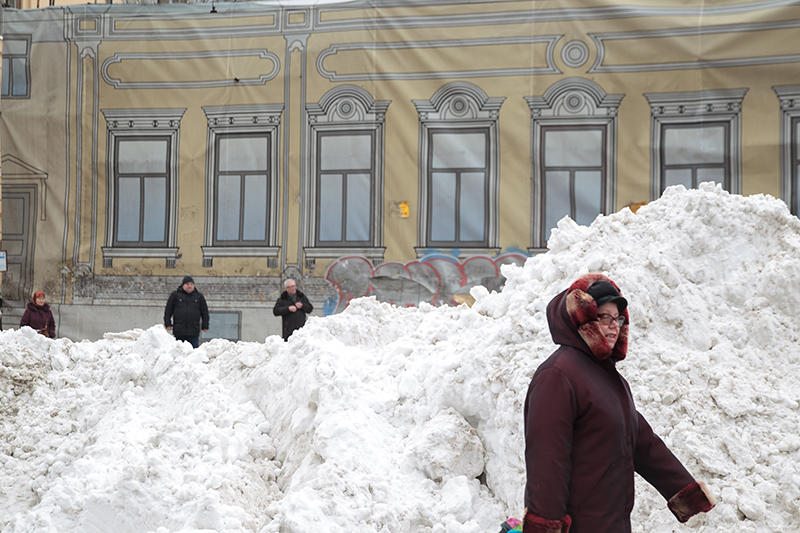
[[308, 85, 390, 123], [414, 81, 505, 121], [526, 77, 623, 117]]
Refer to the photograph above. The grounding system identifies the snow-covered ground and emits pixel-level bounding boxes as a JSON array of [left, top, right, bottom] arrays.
[[1, 183, 799, 533]]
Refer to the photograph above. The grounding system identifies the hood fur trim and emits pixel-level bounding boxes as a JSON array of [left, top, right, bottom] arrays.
[[565, 273, 629, 362]]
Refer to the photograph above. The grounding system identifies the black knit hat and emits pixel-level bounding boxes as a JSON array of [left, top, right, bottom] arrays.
[[586, 280, 627, 311], [181, 275, 195, 285]]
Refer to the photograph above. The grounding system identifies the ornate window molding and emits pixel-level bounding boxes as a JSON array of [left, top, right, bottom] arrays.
[[101, 108, 186, 268], [525, 78, 623, 250], [2, 35, 32, 99], [644, 88, 747, 199], [774, 85, 800, 215], [413, 82, 504, 258], [304, 85, 390, 262], [200, 105, 283, 268]]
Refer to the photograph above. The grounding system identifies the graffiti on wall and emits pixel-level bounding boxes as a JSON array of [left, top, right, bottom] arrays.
[[323, 251, 530, 315]]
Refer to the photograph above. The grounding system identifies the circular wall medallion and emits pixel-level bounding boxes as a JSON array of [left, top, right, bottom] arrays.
[[563, 91, 587, 113], [562, 40, 590, 68], [337, 99, 357, 119], [449, 96, 470, 117]]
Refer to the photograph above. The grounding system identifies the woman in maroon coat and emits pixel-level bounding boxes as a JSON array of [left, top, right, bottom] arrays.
[[523, 273, 715, 533], [20, 291, 56, 338]]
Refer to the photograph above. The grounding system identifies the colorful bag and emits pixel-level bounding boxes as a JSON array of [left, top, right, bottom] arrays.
[[499, 517, 522, 532]]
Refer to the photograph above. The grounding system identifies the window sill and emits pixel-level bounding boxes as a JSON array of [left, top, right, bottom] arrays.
[[101, 246, 179, 268], [304, 247, 386, 261], [201, 246, 280, 268], [414, 247, 501, 260], [102, 246, 178, 257], [526, 248, 549, 256], [201, 246, 280, 258]]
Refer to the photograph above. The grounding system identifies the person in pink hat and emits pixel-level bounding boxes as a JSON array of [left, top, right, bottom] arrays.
[[20, 290, 56, 338]]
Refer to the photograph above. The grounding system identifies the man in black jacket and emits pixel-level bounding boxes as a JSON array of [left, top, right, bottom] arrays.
[[164, 275, 209, 348], [273, 278, 313, 341]]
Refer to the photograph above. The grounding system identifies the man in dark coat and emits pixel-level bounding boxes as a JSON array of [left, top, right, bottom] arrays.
[[273, 278, 313, 341], [523, 273, 715, 533], [164, 275, 209, 349]]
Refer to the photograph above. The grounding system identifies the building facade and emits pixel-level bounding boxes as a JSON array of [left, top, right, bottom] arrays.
[[1, 0, 799, 340]]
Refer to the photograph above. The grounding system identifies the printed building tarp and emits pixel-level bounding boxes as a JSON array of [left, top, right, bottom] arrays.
[[1, 0, 799, 340]]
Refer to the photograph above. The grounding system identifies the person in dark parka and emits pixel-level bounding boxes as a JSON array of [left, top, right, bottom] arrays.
[[20, 291, 56, 338], [164, 275, 209, 349], [523, 273, 715, 533], [273, 278, 313, 341]]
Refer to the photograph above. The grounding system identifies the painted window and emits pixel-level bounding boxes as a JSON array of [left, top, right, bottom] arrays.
[[114, 137, 170, 246], [645, 89, 745, 198], [1, 36, 30, 99], [202, 311, 241, 342], [213, 133, 271, 245], [306, 86, 389, 266], [101, 108, 184, 267], [526, 78, 622, 250], [414, 82, 504, 257], [200, 105, 282, 267], [774, 87, 800, 216], [316, 131, 375, 246], [541, 126, 606, 241], [427, 129, 489, 245], [794, 117, 800, 214], [782, 115, 800, 215], [660, 123, 729, 192]]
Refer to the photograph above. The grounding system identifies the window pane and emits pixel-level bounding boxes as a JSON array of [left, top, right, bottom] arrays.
[[1, 58, 9, 96], [459, 172, 485, 241], [217, 175, 242, 241], [664, 125, 725, 165], [219, 136, 268, 172], [11, 58, 27, 96], [320, 135, 372, 171], [118, 177, 141, 242], [203, 312, 240, 342], [119, 140, 168, 174], [697, 167, 725, 187], [795, 121, 800, 159], [4, 40, 27, 55], [545, 130, 603, 167], [431, 172, 457, 241], [796, 163, 800, 210], [346, 173, 370, 242], [242, 174, 268, 241], [574, 170, 602, 226], [664, 168, 692, 189], [432, 133, 486, 169], [142, 177, 167, 242], [3, 197, 24, 235], [544, 170, 570, 241], [319, 174, 343, 241]]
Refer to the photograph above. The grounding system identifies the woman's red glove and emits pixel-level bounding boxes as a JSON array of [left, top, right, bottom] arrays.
[[522, 508, 571, 533], [668, 481, 717, 522]]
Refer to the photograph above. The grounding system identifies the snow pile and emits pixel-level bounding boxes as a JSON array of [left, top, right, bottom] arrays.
[[1, 183, 799, 533]]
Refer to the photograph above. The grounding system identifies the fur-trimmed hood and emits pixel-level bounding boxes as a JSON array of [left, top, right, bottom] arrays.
[[547, 273, 629, 362]]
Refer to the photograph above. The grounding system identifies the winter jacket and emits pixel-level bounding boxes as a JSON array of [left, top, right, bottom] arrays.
[[273, 289, 313, 341], [20, 301, 56, 338], [164, 286, 209, 337], [523, 273, 715, 533]]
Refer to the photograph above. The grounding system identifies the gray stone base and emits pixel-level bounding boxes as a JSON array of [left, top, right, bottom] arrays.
[[2, 302, 298, 343], [1, 274, 336, 342]]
